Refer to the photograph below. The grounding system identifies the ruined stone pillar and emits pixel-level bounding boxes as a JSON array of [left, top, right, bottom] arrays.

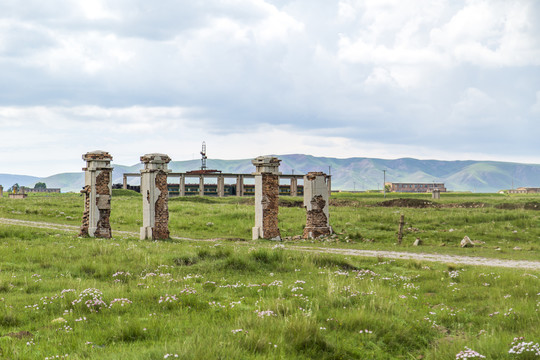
[[290, 177, 298, 197], [179, 175, 185, 196], [217, 175, 225, 197], [140, 153, 171, 240], [80, 151, 113, 238], [303, 172, 332, 239], [123, 175, 127, 190], [0, 185, 3, 198], [199, 176, 205, 196], [252, 156, 281, 240], [432, 189, 440, 200]]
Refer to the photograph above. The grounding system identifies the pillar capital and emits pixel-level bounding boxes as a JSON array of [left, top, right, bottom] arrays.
[[140, 153, 171, 164], [251, 156, 281, 175]]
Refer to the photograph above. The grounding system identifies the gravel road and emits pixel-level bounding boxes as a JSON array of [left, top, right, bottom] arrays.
[[2, 217, 539, 270]]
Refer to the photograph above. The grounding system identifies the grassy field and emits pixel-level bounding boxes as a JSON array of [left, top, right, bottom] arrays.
[[0, 192, 538, 359], [0, 191, 538, 260], [0, 226, 538, 359]]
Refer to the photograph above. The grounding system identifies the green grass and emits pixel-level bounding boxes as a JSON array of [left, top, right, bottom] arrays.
[[0, 227, 538, 359], [0, 192, 538, 261]]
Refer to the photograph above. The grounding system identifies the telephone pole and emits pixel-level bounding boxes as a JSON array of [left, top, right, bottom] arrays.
[[383, 170, 386, 198]]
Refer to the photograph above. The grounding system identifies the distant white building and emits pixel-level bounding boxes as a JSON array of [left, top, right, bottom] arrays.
[[385, 182, 446, 193], [507, 187, 540, 194]]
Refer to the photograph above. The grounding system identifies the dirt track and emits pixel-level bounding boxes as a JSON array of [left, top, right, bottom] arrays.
[[1, 217, 539, 270]]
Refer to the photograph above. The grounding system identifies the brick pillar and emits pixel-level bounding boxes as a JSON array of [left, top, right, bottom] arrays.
[[252, 156, 281, 240], [123, 175, 127, 190], [140, 153, 171, 240], [199, 176, 205, 196], [80, 151, 113, 238], [290, 177, 298, 197], [179, 175, 185, 196], [303, 172, 332, 239], [217, 175, 225, 197]]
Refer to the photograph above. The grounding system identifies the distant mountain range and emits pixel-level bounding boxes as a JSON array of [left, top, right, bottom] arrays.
[[1, 155, 539, 193]]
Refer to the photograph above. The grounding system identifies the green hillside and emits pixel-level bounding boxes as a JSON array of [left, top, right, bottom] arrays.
[[2, 155, 539, 193]]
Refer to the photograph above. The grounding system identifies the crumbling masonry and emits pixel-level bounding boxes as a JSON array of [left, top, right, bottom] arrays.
[[80, 151, 113, 238], [303, 172, 332, 239], [140, 154, 171, 240], [252, 156, 281, 240]]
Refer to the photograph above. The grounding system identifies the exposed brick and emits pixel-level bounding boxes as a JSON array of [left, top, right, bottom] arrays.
[[261, 173, 280, 239], [79, 185, 91, 237], [303, 195, 331, 238], [153, 170, 170, 239], [94, 170, 112, 238], [303, 172, 332, 239]]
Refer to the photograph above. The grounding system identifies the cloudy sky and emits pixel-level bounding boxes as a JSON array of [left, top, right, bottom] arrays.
[[1, 0, 539, 176]]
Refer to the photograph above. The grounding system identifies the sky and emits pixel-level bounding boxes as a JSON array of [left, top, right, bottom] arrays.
[[0, 0, 539, 176]]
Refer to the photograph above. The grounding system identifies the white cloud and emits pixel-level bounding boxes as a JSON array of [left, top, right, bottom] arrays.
[[0, 0, 538, 174], [451, 87, 496, 121], [532, 91, 540, 114]]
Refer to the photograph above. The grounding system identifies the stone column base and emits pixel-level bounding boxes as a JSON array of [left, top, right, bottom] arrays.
[[252, 227, 261, 240], [252, 227, 281, 241], [303, 226, 333, 239], [140, 227, 153, 240]]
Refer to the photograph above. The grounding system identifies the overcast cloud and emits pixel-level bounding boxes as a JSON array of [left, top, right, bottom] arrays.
[[0, 0, 538, 175]]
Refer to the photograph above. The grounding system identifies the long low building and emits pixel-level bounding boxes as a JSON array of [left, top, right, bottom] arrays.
[[507, 187, 540, 194], [386, 182, 446, 193], [120, 171, 331, 197], [20, 187, 61, 193]]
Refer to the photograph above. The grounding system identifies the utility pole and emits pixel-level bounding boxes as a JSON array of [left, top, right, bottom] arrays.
[[383, 170, 386, 198]]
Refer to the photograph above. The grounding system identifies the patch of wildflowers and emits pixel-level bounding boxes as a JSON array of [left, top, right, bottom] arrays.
[[455, 347, 486, 359], [508, 337, 540, 356]]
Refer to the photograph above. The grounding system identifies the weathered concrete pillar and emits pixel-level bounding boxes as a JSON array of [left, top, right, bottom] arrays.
[[432, 189, 440, 200], [217, 175, 225, 197], [140, 153, 171, 240], [80, 151, 113, 238], [198, 176, 204, 196], [0, 185, 3, 197], [252, 156, 281, 240], [327, 175, 332, 194], [303, 172, 332, 239], [290, 177, 298, 197], [179, 175, 185, 196], [236, 175, 243, 197], [123, 175, 127, 190]]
